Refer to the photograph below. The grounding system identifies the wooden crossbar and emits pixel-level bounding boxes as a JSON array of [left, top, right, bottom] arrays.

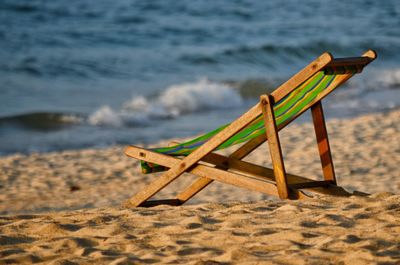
[[325, 50, 377, 68], [326, 57, 372, 68]]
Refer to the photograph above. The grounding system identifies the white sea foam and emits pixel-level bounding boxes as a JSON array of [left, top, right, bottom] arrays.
[[330, 67, 400, 101], [350, 68, 400, 93], [88, 105, 123, 127], [158, 78, 242, 115], [326, 68, 400, 116], [375, 68, 400, 89], [89, 78, 243, 127]]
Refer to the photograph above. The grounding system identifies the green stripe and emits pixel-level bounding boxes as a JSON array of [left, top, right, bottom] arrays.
[[274, 72, 324, 117], [276, 75, 334, 124]]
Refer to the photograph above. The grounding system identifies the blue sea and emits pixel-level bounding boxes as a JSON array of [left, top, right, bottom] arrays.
[[0, 0, 399, 155]]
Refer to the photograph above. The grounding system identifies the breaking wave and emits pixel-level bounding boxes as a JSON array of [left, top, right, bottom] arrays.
[[88, 78, 243, 127]]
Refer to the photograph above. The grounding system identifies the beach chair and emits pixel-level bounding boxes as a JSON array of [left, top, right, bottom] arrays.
[[124, 50, 377, 207]]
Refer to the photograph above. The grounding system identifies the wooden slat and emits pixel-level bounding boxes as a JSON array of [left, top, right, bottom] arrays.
[[325, 49, 376, 68], [271, 52, 332, 103], [260, 95, 289, 199], [196, 165, 283, 199], [311, 102, 336, 183], [202, 153, 275, 180], [326, 57, 371, 67], [125, 103, 263, 207]]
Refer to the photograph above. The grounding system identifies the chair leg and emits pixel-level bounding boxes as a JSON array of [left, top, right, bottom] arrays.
[[260, 95, 289, 199], [124, 168, 183, 207], [311, 102, 337, 184]]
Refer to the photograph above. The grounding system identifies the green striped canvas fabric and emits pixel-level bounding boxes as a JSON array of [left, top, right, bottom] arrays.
[[141, 67, 358, 174]]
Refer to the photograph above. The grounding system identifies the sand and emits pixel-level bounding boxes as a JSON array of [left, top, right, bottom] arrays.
[[1, 194, 399, 264], [0, 109, 399, 264]]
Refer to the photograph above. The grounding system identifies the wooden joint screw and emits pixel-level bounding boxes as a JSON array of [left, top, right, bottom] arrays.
[[260, 95, 275, 105], [311, 63, 317, 70], [260, 95, 269, 105]]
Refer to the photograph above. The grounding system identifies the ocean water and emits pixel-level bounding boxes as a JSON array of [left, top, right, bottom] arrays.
[[0, 0, 399, 155]]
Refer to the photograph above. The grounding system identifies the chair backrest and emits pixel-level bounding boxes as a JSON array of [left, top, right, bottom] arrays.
[[270, 50, 376, 130], [141, 51, 376, 172], [161, 51, 375, 153]]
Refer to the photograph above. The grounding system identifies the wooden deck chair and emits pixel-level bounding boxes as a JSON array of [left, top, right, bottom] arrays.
[[124, 50, 377, 207]]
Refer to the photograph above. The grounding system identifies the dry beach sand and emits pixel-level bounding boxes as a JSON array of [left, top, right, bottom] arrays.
[[0, 109, 399, 264]]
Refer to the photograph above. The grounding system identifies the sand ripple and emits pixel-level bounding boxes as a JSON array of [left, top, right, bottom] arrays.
[[0, 194, 399, 264]]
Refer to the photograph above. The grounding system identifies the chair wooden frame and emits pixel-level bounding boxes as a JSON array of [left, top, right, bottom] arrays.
[[124, 50, 376, 207]]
